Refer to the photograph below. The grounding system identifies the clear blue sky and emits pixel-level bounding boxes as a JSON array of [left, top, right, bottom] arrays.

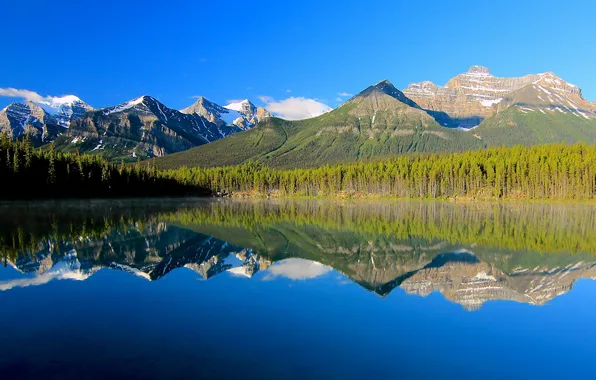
[[1, 0, 595, 111]]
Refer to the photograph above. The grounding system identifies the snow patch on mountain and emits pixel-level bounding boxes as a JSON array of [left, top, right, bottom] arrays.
[[103, 96, 147, 115], [479, 98, 503, 107], [224, 99, 251, 112]]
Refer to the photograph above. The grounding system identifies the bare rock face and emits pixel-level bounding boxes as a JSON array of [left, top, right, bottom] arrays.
[[0, 102, 52, 138], [403, 66, 595, 128], [256, 106, 272, 122], [181, 96, 229, 128], [63, 95, 233, 160]]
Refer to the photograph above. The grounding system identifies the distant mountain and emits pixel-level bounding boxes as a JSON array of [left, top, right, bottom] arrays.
[[403, 66, 596, 145], [181, 97, 271, 130], [52, 95, 244, 161], [36, 95, 94, 127], [154, 79, 484, 169], [0, 96, 93, 144]]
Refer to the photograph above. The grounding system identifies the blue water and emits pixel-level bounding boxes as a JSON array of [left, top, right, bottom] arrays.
[[1, 199, 595, 379]]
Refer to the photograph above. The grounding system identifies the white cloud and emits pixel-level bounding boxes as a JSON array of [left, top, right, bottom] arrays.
[[0, 87, 46, 103], [336, 97, 343, 102], [260, 96, 332, 120], [0, 87, 84, 110], [286, 89, 292, 93], [264, 259, 331, 280], [338, 92, 353, 97]]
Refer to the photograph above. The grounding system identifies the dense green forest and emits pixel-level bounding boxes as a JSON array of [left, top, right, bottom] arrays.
[[3, 131, 595, 201], [0, 134, 210, 199], [164, 143, 596, 200]]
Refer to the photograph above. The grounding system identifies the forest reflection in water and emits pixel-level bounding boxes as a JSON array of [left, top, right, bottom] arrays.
[[1, 198, 595, 310]]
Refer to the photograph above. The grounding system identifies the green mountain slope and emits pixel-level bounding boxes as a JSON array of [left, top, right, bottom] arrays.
[[475, 107, 596, 146], [155, 80, 485, 169], [474, 83, 596, 146]]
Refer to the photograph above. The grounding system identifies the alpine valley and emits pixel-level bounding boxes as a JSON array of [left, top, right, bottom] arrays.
[[1, 66, 595, 167]]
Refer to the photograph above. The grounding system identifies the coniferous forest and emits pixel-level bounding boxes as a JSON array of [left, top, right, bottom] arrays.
[[0, 134, 210, 199], [165, 143, 596, 200], [2, 132, 595, 201]]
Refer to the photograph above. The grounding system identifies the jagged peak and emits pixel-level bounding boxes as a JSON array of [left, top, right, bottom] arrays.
[[186, 96, 220, 108], [464, 65, 492, 77], [405, 81, 438, 91], [101, 95, 164, 116], [533, 72, 578, 88]]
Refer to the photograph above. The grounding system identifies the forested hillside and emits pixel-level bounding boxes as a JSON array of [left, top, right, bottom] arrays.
[[154, 81, 486, 170], [164, 143, 596, 200], [0, 134, 210, 199]]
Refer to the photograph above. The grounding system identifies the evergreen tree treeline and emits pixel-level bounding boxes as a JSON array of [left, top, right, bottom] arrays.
[[0, 134, 210, 199], [165, 143, 596, 200]]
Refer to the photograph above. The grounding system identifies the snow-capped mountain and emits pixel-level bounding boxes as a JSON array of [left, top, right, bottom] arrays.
[[403, 66, 595, 129], [181, 97, 271, 131], [0, 95, 93, 144], [0, 101, 65, 142], [60, 95, 243, 160], [36, 95, 94, 127]]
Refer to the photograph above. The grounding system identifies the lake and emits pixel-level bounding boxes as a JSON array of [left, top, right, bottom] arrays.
[[1, 198, 596, 379]]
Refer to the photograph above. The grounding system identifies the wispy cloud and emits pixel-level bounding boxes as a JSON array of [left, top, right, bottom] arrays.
[[0, 87, 82, 108], [335, 97, 343, 102], [258, 95, 274, 103], [286, 89, 292, 93], [337, 92, 353, 97], [259, 96, 332, 120], [0, 87, 47, 103]]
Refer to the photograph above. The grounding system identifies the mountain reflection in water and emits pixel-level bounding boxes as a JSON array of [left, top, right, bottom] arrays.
[[1, 198, 595, 311]]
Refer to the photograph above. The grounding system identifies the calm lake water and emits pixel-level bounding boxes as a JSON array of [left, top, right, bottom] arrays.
[[1, 198, 596, 379]]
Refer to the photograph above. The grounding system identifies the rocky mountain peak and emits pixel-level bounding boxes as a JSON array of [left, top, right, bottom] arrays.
[[532, 72, 582, 97], [181, 96, 269, 131], [224, 99, 256, 115], [0, 101, 53, 138], [403, 65, 595, 128], [464, 65, 492, 77], [181, 96, 229, 127], [354, 79, 418, 108]]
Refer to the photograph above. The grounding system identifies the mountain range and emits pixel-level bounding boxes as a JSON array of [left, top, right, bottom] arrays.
[[1, 65, 595, 166], [0, 94, 271, 161], [156, 66, 596, 169]]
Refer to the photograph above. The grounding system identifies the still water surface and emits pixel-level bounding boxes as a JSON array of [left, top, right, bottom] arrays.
[[1, 198, 595, 379]]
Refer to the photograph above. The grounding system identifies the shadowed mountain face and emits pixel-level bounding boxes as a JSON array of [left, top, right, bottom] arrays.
[[1, 199, 596, 310]]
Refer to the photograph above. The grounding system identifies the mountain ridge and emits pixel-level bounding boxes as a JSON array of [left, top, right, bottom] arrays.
[[154, 80, 485, 169]]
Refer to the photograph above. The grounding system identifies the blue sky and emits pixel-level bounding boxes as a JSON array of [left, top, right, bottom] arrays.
[[1, 0, 595, 117]]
